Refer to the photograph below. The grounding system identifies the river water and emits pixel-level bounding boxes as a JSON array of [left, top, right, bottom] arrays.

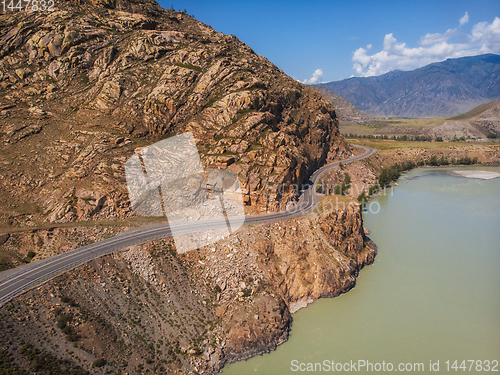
[[222, 166, 500, 374]]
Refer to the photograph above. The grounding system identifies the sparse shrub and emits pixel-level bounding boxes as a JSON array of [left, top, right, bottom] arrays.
[[456, 156, 476, 165], [66, 332, 79, 342], [357, 191, 367, 204], [24, 251, 36, 263], [439, 156, 449, 165], [427, 155, 439, 166], [344, 173, 351, 186], [92, 358, 106, 368], [333, 184, 345, 195], [60, 296, 70, 304], [379, 160, 417, 186], [379, 167, 400, 187], [80, 73, 89, 84], [368, 184, 380, 195], [0, 349, 28, 374], [487, 132, 498, 139], [18, 344, 88, 374], [60, 296, 77, 306], [57, 314, 72, 329], [174, 62, 202, 72]]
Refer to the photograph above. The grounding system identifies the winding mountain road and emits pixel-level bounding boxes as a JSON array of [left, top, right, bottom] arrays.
[[0, 145, 375, 306]]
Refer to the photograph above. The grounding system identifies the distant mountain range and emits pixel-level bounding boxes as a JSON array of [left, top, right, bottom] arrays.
[[319, 54, 500, 118]]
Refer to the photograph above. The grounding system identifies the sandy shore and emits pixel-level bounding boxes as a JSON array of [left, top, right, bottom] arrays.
[[450, 170, 500, 180]]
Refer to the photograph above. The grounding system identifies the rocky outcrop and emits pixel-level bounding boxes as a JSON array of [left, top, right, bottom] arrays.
[[312, 85, 369, 123], [0, 0, 349, 234], [0, 0, 361, 373], [0, 201, 376, 374]]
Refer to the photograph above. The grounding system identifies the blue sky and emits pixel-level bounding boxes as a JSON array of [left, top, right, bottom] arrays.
[[158, 0, 500, 83]]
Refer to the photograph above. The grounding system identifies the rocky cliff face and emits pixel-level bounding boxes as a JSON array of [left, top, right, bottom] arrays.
[[0, 0, 348, 240], [0, 202, 376, 374], [311, 85, 369, 123], [0, 1, 366, 373]]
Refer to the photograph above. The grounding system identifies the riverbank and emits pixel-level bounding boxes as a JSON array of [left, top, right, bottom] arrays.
[[0, 197, 376, 374], [222, 165, 500, 374], [214, 143, 499, 373], [318, 142, 500, 201], [1, 141, 498, 374]]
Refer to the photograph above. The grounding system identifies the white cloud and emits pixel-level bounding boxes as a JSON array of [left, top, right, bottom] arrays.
[[471, 17, 500, 53], [352, 14, 500, 77], [460, 11, 469, 26], [303, 69, 323, 84], [419, 28, 458, 46], [383, 33, 397, 50]]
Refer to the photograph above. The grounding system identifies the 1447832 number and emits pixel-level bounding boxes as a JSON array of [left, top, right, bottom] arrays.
[[445, 360, 498, 372], [2, 0, 54, 12]]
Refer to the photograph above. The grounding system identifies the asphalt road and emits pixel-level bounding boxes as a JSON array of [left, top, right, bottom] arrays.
[[0, 145, 375, 306]]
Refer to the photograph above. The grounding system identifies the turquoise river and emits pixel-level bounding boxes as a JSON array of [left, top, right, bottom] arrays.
[[222, 166, 500, 374]]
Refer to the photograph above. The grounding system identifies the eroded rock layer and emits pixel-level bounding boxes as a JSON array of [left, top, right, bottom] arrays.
[[0, 202, 375, 374], [0, 0, 348, 232]]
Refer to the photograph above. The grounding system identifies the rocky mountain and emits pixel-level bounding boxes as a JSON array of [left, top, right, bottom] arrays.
[[310, 85, 368, 122], [0, 0, 349, 235], [319, 54, 500, 118], [0, 1, 369, 374]]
